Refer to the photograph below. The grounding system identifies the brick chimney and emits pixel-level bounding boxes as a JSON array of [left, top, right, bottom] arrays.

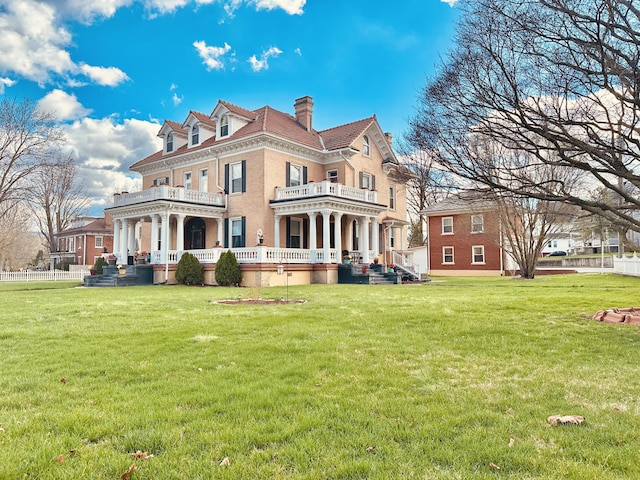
[[294, 96, 313, 131]]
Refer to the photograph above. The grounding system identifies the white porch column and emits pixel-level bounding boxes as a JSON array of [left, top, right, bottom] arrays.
[[334, 212, 343, 263], [162, 212, 171, 263], [127, 221, 136, 256], [371, 217, 379, 260], [345, 216, 353, 251], [151, 214, 159, 258], [120, 219, 128, 262], [273, 214, 281, 248], [308, 212, 318, 262], [361, 217, 370, 264], [176, 214, 185, 251], [113, 219, 121, 256], [216, 218, 223, 246], [321, 209, 331, 264]]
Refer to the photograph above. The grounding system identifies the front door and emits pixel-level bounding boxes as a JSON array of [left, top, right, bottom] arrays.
[[185, 218, 206, 249]]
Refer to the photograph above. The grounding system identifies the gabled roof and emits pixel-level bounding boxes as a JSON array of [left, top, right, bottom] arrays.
[[421, 193, 497, 215], [184, 111, 216, 129], [159, 120, 187, 138], [319, 117, 375, 151], [55, 218, 112, 236], [132, 99, 393, 170]]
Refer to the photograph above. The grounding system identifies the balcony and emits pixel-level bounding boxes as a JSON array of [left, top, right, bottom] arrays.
[[112, 186, 225, 208], [273, 181, 378, 203]]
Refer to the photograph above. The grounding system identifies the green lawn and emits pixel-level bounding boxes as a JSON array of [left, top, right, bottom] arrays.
[[1, 275, 639, 479]]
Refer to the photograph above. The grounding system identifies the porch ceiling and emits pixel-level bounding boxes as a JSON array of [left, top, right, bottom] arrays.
[[270, 196, 386, 217]]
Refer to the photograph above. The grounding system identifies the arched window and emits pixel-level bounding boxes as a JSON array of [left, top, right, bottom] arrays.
[[363, 135, 370, 156], [220, 114, 229, 137], [166, 132, 174, 153], [191, 124, 199, 145]]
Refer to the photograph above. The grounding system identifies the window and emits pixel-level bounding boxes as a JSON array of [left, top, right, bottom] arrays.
[[225, 160, 246, 194], [363, 135, 370, 156], [166, 132, 173, 153], [443, 246, 454, 264], [220, 114, 229, 137], [184, 172, 192, 189], [471, 214, 484, 233], [389, 226, 396, 248], [327, 169, 338, 183], [472, 245, 485, 264], [359, 172, 374, 190], [289, 218, 301, 248], [389, 186, 396, 210], [230, 162, 242, 193], [289, 164, 302, 187], [153, 176, 169, 186], [95, 236, 103, 248], [191, 124, 199, 145], [231, 218, 244, 247], [199, 169, 208, 192], [442, 217, 453, 234]]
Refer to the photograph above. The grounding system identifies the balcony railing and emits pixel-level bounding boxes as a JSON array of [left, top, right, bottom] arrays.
[[112, 186, 225, 208], [274, 181, 378, 203], [148, 247, 350, 265]]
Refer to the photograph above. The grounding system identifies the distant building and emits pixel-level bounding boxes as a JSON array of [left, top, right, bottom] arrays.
[[50, 215, 113, 269], [420, 196, 513, 276]]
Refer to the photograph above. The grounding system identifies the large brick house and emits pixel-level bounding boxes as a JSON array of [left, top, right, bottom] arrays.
[[421, 197, 511, 276], [105, 96, 411, 285]]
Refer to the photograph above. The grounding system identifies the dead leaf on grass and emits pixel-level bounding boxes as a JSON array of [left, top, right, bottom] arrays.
[[60, 378, 67, 384], [547, 415, 585, 426], [129, 450, 154, 460], [508, 438, 515, 448], [489, 462, 500, 470], [219, 457, 230, 467], [56, 454, 64, 463], [119, 464, 137, 480], [366, 446, 375, 452]]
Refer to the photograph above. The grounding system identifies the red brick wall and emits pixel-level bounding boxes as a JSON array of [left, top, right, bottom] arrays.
[[428, 211, 503, 272]]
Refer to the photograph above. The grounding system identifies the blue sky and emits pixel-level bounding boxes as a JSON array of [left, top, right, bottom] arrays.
[[0, 0, 460, 213]]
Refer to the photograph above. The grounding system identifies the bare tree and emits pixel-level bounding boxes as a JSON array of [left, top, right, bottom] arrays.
[[409, 0, 640, 231], [0, 98, 64, 221], [396, 139, 455, 246], [27, 154, 90, 254], [0, 203, 40, 271]]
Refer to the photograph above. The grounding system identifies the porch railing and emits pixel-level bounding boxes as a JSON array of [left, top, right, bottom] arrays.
[[274, 181, 378, 203], [0, 270, 90, 282], [150, 247, 340, 265], [113, 186, 225, 208]]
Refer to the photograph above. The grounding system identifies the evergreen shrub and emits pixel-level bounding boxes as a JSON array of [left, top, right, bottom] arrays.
[[175, 252, 204, 285], [215, 250, 242, 286]]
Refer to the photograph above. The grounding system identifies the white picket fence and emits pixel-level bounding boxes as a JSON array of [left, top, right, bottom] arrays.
[[613, 254, 640, 277], [0, 270, 90, 282]]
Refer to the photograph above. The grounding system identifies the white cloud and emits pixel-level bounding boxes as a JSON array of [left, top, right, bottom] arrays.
[[248, 46, 282, 72], [37, 89, 92, 121], [62, 116, 162, 206], [0, 0, 130, 87], [0, 0, 75, 84], [0, 77, 17, 94], [252, 0, 305, 15], [193, 41, 232, 70], [54, 0, 134, 23], [172, 93, 184, 106], [79, 63, 130, 87], [440, 0, 459, 6], [294, 47, 302, 56]]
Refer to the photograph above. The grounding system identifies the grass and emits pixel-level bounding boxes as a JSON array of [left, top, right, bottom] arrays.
[[1, 274, 640, 479]]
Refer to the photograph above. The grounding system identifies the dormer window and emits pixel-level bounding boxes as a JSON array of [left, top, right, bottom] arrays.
[[166, 132, 174, 153], [191, 124, 199, 145], [220, 114, 229, 137], [363, 135, 370, 156]]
